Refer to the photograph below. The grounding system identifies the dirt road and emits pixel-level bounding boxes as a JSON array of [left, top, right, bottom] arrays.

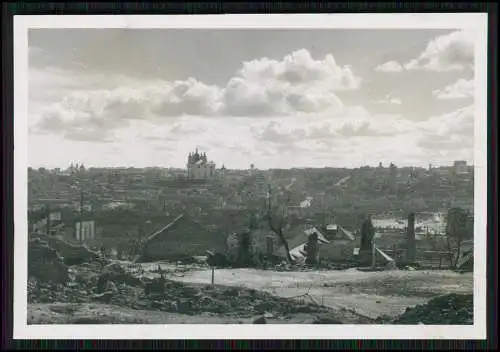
[[168, 268, 473, 319]]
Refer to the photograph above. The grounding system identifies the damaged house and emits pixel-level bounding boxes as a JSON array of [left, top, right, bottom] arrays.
[[276, 222, 357, 263], [138, 213, 227, 262], [318, 224, 357, 262]]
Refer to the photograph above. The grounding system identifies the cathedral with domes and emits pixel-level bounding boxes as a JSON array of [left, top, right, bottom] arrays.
[[186, 148, 216, 179]]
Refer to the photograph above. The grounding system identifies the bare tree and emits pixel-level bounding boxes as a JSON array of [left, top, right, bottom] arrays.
[[265, 184, 294, 264]]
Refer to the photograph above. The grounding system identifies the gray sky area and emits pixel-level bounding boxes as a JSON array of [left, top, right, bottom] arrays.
[[28, 28, 475, 169]]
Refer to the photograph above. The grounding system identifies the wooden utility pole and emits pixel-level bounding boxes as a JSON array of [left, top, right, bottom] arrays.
[[371, 237, 376, 269], [79, 188, 84, 242], [267, 184, 271, 213], [407, 212, 416, 263], [46, 204, 51, 235]]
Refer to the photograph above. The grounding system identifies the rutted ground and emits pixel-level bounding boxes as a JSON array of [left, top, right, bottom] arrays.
[[168, 268, 473, 319], [27, 261, 374, 324], [26, 235, 473, 324]]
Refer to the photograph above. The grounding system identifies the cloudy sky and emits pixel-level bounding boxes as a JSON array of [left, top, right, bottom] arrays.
[[28, 28, 475, 169]]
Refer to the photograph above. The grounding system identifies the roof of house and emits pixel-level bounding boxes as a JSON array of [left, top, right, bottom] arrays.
[[456, 252, 473, 270], [324, 224, 355, 241], [304, 227, 330, 244], [290, 243, 307, 259], [337, 225, 356, 241], [375, 246, 395, 263], [277, 227, 330, 256]]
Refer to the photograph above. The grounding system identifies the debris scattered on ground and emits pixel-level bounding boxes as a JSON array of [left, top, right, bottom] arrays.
[[28, 260, 337, 320], [206, 251, 232, 268], [27, 240, 472, 325], [96, 262, 143, 293], [31, 234, 102, 266], [392, 293, 473, 325], [311, 314, 344, 324], [252, 316, 267, 324]]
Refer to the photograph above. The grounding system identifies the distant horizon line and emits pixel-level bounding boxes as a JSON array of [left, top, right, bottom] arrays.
[[28, 161, 473, 171]]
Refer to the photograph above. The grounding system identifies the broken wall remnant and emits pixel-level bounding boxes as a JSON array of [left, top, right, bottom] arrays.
[[266, 236, 275, 255], [358, 217, 375, 265], [406, 212, 416, 263], [304, 232, 319, 265], [360, 218, 374, 252], [236, 229, 254, 267], [28, 238, 69, 283], [36, 234, 101, 266]]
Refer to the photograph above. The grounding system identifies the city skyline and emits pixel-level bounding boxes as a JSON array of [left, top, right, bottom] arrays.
[[27, 158, 472, 171], [29, 28, 475, 169]]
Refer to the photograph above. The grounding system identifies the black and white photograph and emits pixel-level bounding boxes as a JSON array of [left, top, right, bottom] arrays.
[[13, 14, 488, 339]]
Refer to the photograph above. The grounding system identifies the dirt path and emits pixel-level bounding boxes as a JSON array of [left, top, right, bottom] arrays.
[[168, 268, 473, 319]]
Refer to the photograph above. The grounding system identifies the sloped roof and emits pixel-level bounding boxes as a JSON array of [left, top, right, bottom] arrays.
[[304, 227, 330, 244], [289, 243, 307, 259], [325, 224, 355, 241], [337, 225, 355, 241], [456, 252, 473, 270], [277, 227, 329, 257], [375, 246, 395, 262]]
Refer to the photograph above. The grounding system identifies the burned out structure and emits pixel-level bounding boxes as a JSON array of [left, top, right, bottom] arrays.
[[137, 213, 226, 262], [358, 217, 375, 265]]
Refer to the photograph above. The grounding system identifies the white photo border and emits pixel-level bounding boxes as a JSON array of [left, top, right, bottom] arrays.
[[13, 13, 488, 340]]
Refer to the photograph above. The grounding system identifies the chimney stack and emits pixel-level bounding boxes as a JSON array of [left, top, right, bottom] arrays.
[[406, 212, 416, 263]]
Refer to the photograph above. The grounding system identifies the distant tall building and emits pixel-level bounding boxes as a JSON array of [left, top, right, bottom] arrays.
[[67, 162, 85, 174], [389, 162, 397, 176], [453, 160, 468, 175], [186, 148, 216, 179]]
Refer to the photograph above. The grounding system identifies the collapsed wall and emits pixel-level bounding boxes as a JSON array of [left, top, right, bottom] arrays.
[[28, 238, 69, 283]]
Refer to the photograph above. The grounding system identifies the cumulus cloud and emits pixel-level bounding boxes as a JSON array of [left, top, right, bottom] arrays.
[[255, 121, 308, 150], [404, 30, 474, 71], [421, 104, 474, 135], [254, 111, 415, 150], [375, 60, 403, 73], [373, 93, 402, 105], [249, 106, 474, 167], [336, 121, 395, 137], [149, 78, 223, 117], [432, 78, 474, 100], [33, 49, 362, 141], [221, 49, 358, 116], [416, 105, 474, 151], [33, 78, 222, 141]]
